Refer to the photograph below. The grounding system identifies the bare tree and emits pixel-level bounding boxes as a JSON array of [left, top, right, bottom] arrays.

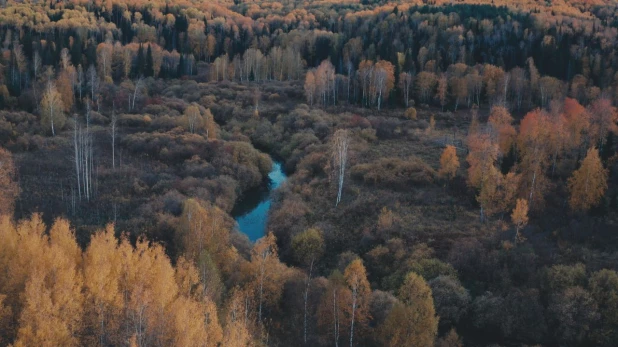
[[400, 72, 413, 108], [345, 59, 354, 103], [77, 64, 84, 101], [110, 104, 118, 169], [73, 105, 95, 202], [130, 77, 143, 111], [87, 64, 99, 102], [32, 50, 42, 103], [332, 129, 350, 207]]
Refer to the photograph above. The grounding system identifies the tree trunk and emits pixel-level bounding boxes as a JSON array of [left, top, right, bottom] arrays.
[[303, 259, 314, 344], [349, 292, 356, 347]]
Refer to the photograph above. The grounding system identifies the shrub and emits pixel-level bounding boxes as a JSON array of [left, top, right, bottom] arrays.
[[351, 157, 436, 189], [405, 107, 418, 120]]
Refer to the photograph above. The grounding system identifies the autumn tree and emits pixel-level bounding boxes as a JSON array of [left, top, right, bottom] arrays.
[[449, 74, 467, 111], [511, 199, 529, 243], [97, 42, 114, 82], [482, 64, 505, 104], [223, 286, 256, 346], [315, 60, 336, 107], [203, 109, 217, 140], [118, 237, 178, 346], [416, 71, 437, 104], [439, 145, 459, 181], [399, 72, 414, 107], [344, 259, 371, 347], [183, 104, 202, 134], [517, 109, 552, 211], [56, 67, 76, 112], [358, 60, 374, 107], [466, 127, 499, 213], [487, 105, 516, 156], [317, 271, 352, 347], [292, 228, 325, 344], [588, 98, 618, 147], [373, 60, 395, 110], [40, 82, 66, 136], [568, 147, 608, 211], [13, 219, 83, 347], [467, 125, 519, 219], [166, 296, 222, 347], [83, 224, 122, 346], [176, 198, 232, 294], [0, 214, 225, 346], [379, 272, 438, 347], [538, 76, 563, 107], [250, 232, 286, 322], [562, 98, 590, 156], [510, 67, 528, 110]]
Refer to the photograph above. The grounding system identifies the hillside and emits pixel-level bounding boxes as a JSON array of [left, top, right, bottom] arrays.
[[0, 0, 617, 346]]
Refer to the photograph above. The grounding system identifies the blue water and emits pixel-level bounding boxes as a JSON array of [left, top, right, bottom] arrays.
[[231, 162, 287, 241]]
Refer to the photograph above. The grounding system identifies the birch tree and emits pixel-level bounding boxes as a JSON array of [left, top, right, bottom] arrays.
[[332, 129, 350, 207], [373, 60, 395, 110], [183, 104, 201, 134], [304, 70, 316, 106], [250, 232, 285, 323], [110, 107, 118, 170], [399, 72, 413, 107], [41, 82, 66, 136], [292, 228, 325, 343], [73, 109, 95, 202], [343, 259, 370, 347], [87, 64, 99, 101]]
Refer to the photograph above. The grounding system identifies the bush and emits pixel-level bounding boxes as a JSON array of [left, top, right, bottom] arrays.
[[351, 157, 436, 189], [405, 107, 418, 120], [429, 275, 471, 329]]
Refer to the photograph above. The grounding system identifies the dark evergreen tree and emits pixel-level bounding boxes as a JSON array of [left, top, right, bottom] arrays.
[[86, 40, 97, 67], [177, 54, 185, 77], [71, 34, 83, 67], [145, 45, 154, 77], [135, 43, 145, 77]]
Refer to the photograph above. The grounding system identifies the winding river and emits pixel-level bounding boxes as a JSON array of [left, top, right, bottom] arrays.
[[231, 161, 287, 241]]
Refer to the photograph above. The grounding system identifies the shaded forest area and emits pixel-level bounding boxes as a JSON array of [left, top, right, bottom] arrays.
[[1, 0, 618, 346]]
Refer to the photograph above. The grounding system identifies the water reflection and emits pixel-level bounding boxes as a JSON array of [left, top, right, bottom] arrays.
[[231, 162, 287, 241]]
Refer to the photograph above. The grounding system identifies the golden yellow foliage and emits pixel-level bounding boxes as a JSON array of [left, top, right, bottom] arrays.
[[439, 145, 460, 180], [568, 147, 608, 211]]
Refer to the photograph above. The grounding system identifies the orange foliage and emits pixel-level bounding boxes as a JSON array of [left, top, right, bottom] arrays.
[[487, 105, 516, 155]]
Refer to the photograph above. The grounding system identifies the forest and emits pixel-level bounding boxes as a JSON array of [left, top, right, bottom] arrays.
[[0, 0, 618, 346]]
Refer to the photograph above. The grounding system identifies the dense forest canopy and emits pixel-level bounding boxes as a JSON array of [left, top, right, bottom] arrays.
[[0, 0, 617, 346]]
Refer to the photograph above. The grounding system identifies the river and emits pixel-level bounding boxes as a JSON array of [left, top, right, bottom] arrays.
[[231, 161, 287, 241]]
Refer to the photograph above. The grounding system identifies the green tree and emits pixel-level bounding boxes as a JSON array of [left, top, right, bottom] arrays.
[[145, 45, 154, 77]]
